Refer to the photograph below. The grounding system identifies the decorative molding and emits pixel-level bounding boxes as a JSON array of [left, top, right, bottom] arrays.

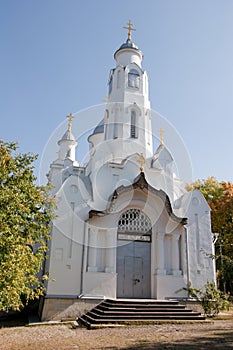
[[89, 172, 187, 225]]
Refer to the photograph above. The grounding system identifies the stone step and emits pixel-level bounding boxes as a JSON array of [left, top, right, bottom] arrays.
[[103, 299, 180, 306], [78, 299, 205, 329], [89, 311, 201, 318], [85, 314, 204, 322], [79, 314, 206, 329], [92, 309, 194, 317], [100, 300, 187, 310], [98, 304, 186, 311]]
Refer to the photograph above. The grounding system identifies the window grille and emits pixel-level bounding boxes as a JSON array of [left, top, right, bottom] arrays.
[[118, 209, 152, 233]]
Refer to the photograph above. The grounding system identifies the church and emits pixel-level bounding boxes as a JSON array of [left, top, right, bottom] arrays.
[[41, 22, 216, 320]]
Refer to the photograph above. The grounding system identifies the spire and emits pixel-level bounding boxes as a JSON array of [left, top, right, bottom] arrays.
[[123, 20, 136, 41]]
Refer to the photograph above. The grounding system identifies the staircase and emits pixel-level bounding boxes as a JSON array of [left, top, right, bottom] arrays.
[[78, 299, 205, 329]]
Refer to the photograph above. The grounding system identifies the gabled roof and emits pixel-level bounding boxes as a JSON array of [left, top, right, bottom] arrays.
[[151, 144, 173, 168], [89, 172, 187, 225]]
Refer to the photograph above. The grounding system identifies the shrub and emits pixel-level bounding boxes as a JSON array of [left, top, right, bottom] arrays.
[[186, 281, 231, 317]]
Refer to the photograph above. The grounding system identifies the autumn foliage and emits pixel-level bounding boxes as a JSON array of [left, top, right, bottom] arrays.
[[187, 177, 233, 294], [0, 140, 54, 311]]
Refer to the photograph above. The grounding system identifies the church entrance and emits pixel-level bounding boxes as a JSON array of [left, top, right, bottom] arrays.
[[116, 209, 151, 298]]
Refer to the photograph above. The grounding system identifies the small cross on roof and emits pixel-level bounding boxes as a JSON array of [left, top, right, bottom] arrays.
[[158, 128, 165, 145], [123, 20, 136, 41], [66, 113, 74, 132], [137, 153, 146, 172]]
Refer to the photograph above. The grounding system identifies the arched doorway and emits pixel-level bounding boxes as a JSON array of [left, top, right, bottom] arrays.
[[116, 209, 152, 298]]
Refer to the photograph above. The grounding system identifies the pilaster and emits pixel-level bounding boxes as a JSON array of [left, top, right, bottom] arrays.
[[105, 231, 115, 273], [87, 228, 98, 272], [155, 232, 166, 275], [172, 232, 182, 276]]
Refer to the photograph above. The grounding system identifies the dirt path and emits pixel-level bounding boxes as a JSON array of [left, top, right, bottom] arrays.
[[0, 318, 233, 349]]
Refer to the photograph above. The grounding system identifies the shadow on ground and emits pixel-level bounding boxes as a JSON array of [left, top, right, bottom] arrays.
[[103, 330, 233, 349], [0, 314, 28, 328]]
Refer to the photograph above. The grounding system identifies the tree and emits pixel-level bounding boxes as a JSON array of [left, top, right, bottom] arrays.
[[0, 140, 54, 311], [186, 177, 233, 294], [186, 176, 224, 202]]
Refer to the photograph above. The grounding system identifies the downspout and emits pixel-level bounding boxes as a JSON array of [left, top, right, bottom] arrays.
[[185, 226, 190, 298]]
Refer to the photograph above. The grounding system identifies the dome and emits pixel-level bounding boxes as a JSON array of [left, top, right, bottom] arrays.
[[114, 39, 141, 58], [92, 119, 104, 136], [59, 129, 76, 142], [118, 39, 139, 51]]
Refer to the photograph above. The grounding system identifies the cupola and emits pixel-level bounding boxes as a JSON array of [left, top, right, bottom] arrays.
[[57, 113, 77, 161], [114, 20, 143, 67]]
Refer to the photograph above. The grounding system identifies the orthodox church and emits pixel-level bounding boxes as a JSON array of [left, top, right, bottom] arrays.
[[41, 23, 216, 320]]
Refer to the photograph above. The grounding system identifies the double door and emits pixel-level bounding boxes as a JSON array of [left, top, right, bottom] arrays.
[[117, 240, 151, 298]]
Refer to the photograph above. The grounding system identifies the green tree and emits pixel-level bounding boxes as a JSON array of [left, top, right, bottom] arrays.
[[186, 177, 233, 294], [0, 140, 54, 311], [186, 176, 224, 202]]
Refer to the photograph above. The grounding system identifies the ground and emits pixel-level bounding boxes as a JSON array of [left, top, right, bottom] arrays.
[[0, 313, 233, 349]]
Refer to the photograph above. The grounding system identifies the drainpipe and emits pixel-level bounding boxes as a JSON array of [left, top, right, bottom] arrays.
[[185, 226, 190, 298]]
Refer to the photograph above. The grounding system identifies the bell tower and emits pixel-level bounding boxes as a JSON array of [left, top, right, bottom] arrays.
[[103, 21, 153, 159]]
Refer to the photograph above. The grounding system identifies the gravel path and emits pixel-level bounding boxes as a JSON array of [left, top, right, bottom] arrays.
[[0, 318, 233, 349]]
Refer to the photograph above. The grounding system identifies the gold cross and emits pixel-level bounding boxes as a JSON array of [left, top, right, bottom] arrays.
[[66, 113, 74, 132], [123, 20, 136, 41], [158, 128, 164, 145], [137, 153, 146, 172]]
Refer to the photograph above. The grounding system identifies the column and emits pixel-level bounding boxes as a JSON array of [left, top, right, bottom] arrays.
[[172, 232, 181, 276], [87, 228, 98, 272], [155, 232, 166, 275]]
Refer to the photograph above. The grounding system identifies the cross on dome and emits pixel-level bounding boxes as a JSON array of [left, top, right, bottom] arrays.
[[137, 153, 146, 172], [123, 20, 136, 41], [66, 113, 74, 132], [158, 128, 165, 145]]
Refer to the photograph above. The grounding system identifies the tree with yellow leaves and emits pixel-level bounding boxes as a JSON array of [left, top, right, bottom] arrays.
[[187, 177, 233, 294], [0, 140, 54, 311]]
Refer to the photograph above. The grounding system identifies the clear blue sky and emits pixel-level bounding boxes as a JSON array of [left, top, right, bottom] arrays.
[[1, 0, 233, 184]]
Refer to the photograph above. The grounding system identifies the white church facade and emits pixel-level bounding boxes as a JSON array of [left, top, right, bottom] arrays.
[[41, 23, 216, 320]]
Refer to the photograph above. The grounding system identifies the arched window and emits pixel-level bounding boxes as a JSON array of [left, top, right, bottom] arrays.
[[128, 69, 140, 88], [118, 209, 152, 233], [130, 111, 138, 138]]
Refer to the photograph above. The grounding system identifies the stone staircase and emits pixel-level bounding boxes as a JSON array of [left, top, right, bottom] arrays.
[[78, 299, 205, 329]]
